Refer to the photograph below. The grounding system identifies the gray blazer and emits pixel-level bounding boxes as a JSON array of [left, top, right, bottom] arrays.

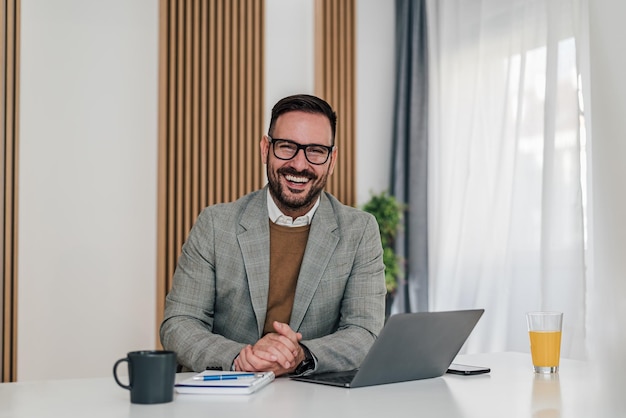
[[160, 187, 386, 373]]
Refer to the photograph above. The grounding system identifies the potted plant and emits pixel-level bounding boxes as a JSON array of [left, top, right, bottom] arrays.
[[362, 191, 404, 317]]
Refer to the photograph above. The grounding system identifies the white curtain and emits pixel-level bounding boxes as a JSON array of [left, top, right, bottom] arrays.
[[426, 0, 589, 359]]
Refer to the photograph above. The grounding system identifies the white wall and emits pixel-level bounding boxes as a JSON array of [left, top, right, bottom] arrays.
[[355, 0, 396, 204], [17, 0, 394, 380], [265, 0, 315, 121], [18, 0, 159, 380]]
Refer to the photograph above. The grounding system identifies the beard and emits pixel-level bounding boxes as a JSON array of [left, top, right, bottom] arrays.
[[267, 164, 329, 214]]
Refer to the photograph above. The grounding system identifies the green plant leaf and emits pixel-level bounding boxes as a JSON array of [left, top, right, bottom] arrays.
[[361, 191, 405, 293]]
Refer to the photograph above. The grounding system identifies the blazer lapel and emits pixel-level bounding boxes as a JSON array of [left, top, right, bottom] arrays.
[[237, 189, 271, 337], [290, 193, 339, 330]]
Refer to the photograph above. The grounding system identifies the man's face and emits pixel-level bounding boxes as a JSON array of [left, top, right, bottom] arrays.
[[261, 110, 337, 218]]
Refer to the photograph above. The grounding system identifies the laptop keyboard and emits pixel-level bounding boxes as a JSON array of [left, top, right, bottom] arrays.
[[312, 370, 357, 384], [320, 374, 354, 384]]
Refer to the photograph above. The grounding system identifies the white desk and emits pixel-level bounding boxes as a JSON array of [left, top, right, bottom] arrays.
[[0, 353, 617, 417]]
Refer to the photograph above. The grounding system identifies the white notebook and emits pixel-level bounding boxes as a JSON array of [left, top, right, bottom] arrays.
[[175, 371, 275, 395]]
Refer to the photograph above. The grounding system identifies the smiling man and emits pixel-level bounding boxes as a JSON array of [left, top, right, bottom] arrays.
[[160, 94, 386, 377]]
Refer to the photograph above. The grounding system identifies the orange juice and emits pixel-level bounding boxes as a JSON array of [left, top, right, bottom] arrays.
[[529, 331, 561, 367]]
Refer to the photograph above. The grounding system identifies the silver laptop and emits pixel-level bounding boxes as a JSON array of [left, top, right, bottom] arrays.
[[290, 309, 484, 388]]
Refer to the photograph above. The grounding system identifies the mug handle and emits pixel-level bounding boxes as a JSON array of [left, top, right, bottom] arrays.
[[113, 358, 131, 390]]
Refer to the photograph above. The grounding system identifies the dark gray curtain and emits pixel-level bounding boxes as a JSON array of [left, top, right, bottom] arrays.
[[391, 0, 429, 313]]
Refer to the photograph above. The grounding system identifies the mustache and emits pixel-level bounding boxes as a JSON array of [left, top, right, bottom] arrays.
[[278, 167, 317, 180]]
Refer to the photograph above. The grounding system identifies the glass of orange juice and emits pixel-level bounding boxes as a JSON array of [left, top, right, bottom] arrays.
[[526, 312, 563, 373]]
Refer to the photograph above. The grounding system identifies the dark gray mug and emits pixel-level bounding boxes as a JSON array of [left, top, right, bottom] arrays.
[[113, 350, 177, 404]]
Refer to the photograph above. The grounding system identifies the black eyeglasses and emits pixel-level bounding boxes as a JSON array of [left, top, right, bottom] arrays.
[[268, 136, 334, 165]]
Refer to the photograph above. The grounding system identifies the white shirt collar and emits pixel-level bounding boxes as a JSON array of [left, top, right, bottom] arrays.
[[267, 189, 320, 227]]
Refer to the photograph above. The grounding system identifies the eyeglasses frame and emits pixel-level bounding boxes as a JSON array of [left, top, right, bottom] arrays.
[[267, 136, 335, 165]]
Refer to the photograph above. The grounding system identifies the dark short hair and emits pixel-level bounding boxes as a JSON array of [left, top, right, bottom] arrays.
[[268, 94, 337, 144]]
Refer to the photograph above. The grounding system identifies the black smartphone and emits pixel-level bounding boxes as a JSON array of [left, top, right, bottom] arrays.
[[446, 363, 491, 376]]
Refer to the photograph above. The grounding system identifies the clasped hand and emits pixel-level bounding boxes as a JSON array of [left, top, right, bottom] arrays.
[[233, 321, 305, 376]]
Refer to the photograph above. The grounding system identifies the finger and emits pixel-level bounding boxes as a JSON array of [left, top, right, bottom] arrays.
[[263, 344, 295, 369], [273, 321, 299, 342], [234, 348, 248, 371], [250, 349, 293, 377], [235, 345, 256, 372], [253, 336, 295, 369], [272, 323, 302, 353], [238, 345, 270, 372], [252, 334, 280, 360], [271, 324, 304, 358], [252, 346, 280, 362], [270, 362, 293, 377], [241, 345, 276, 371]]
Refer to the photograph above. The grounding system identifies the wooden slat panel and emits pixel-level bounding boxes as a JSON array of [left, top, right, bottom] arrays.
[[157, 0, 265, 335], [314, 0, 356, 207], [1, 0, 20, 382]]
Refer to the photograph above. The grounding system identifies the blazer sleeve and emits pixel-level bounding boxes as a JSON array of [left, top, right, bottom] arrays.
[[159, 207, 248, 372]]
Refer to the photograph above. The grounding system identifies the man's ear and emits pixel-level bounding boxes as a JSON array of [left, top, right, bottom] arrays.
[[327, 147, 338, 175], [261, 135, 270, 164]]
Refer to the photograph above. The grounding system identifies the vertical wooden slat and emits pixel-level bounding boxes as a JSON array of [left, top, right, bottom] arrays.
[[229, 1, 236, 202], [157, 0, 266, 337], [1, 0, 7, 380], [183, 0, 192, 236], [339, 1, 347, 195], [2, 0, 20, 382], [214, 0, 224, 203], [314, 0, 356, 207], [222, 0, 231, 203], [199, 1, 207, 213], [253, 0, 264, 186], [324, 1, 331, 98], [229, 1, 236, 201], [345, 0, 355, 201], [192, 0, 200, 217], [238, 0, 246, 196], [245, 0, 253, 191], [208, 0, 216, 204], [329, 0, 337, 193]]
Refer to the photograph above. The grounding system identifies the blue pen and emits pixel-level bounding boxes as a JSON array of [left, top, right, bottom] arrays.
[[193, 373, 257, 381]]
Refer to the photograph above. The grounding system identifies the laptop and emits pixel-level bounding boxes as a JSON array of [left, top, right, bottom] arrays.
[[290, 309, 484, 388]]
